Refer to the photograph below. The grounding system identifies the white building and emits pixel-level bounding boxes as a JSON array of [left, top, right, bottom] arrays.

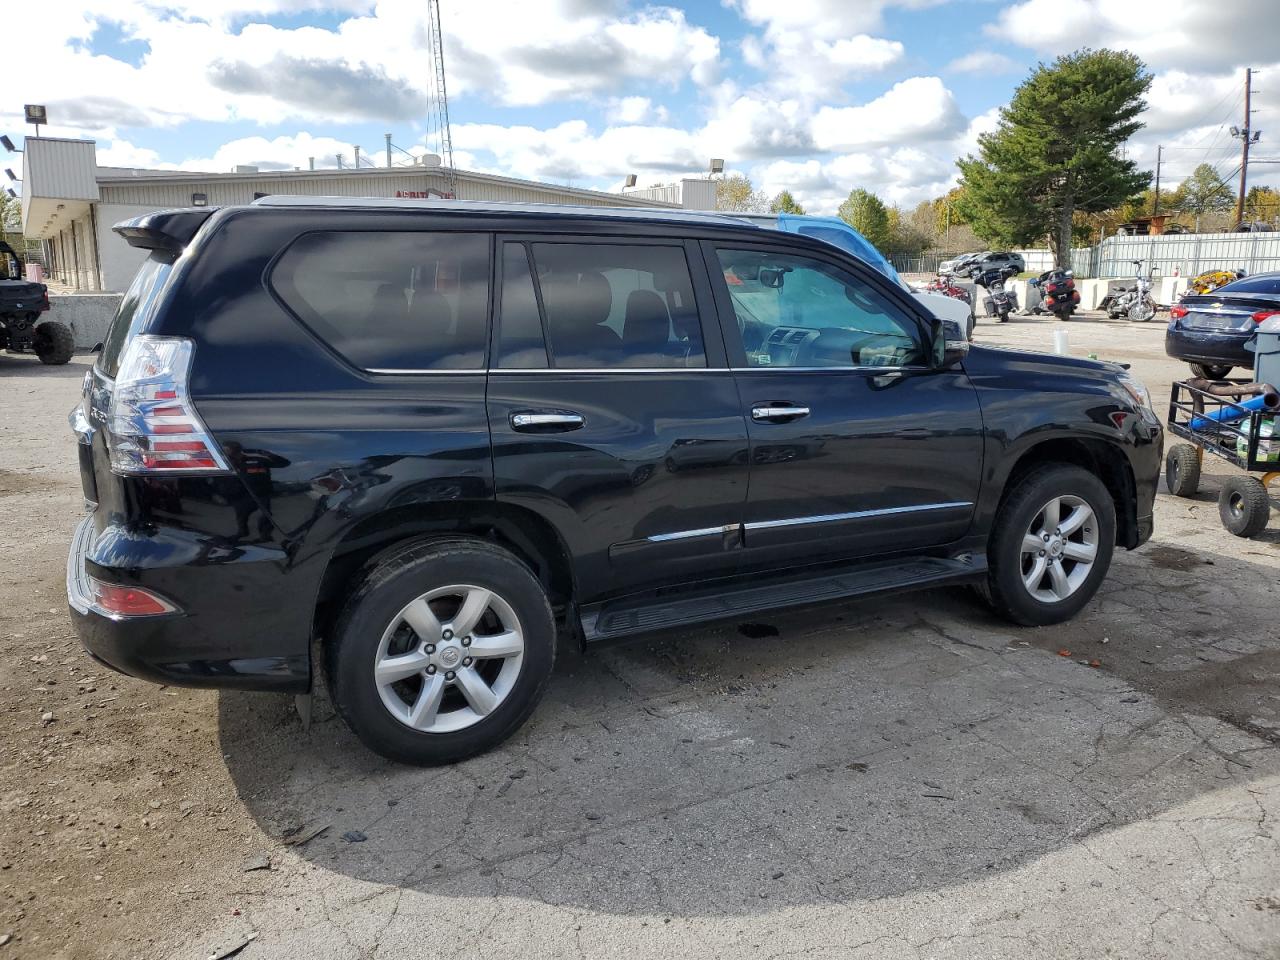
[[19, 137, 715, 294]]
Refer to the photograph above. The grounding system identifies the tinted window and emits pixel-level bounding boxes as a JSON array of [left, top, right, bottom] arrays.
[[98, 255, 173, 378], [529, 243, 705, 369], [1220, 274, 1280, 295], [716, 247, 925, 368], [496, 243, 548, 368], [272, 232, 490, 370]]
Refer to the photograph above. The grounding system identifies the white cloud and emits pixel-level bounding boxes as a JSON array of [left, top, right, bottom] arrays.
[[946, 51, 1019, 75], [607, 96, 669, 125], [812, 77, 966, 151]]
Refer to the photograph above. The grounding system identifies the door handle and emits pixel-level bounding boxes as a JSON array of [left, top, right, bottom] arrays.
[[510, 411, 585, 431], [751, 404, 810, 423]]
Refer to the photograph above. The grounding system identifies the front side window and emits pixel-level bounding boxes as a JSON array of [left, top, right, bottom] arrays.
[[271, 231, 490, 370], [716, 247, 925, 369], [529, 242, 706, 369]]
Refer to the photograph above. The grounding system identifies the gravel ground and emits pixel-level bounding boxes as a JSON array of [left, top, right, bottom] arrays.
[[1, 311, 1278, 960]]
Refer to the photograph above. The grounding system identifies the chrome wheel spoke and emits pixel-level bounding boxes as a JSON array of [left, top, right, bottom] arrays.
[[1058, 503, 1092, 537], [1062, 540, 1096, 563], [467, 630, 523, 659], [1022, 533, 1044, 554], [375, 648, 431, 684], [1047, 560, 1071, 599], [450, 587, 493, 637], [407, 673, 446, 730], [401, 597, 443, 641], [1041, 497, 1061, 531], [454, 666, 499, 716], [1023, 556, 1047, 592]]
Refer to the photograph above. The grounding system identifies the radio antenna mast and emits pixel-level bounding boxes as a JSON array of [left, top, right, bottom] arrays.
[[426, 0, 458, 198]]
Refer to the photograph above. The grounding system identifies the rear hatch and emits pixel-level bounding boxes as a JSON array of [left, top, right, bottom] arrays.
[[0, 278, 47, 313], [1181, 294, 1273, 333]]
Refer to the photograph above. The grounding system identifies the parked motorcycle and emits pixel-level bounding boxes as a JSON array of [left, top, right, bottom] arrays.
[[1100, 259, 1157, 322], [969, 264, 1019, 322], [925, 273, 971, 303], [1029, 268, 1081, 321]]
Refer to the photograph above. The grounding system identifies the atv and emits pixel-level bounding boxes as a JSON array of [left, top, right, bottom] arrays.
[[1, 240, 72, 364]]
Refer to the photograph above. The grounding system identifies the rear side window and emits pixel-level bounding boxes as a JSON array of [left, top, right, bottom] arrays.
[[528, 242, 705, 369], [496, 243, 548, 369], [271, 232, 490, 370], [98, 255, 173, 379], [1220, 274, 1280, 295]]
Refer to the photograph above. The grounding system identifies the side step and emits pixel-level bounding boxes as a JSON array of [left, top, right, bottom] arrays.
[[580, 555, 985, 643]]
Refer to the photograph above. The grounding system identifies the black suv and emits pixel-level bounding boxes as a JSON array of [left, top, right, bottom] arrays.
[[68, 198, 1162, 764]]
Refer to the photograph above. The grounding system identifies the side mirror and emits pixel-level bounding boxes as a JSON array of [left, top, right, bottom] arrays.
[[933, 317, 969, 368]]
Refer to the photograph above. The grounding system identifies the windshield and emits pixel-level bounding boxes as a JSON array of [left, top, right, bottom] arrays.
[[97, 255, 173, 379]]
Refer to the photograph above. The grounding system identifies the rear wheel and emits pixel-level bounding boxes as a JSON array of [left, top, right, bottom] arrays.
[[33, 322, 73, 365], [329, 539, 556, 765], [1165, 444, 1201, 498], [1189, 363, 1233, 380], [985, 464, 1116, 626], [1218, 476, 1270, 538], [1128, 297, 1157, 322]]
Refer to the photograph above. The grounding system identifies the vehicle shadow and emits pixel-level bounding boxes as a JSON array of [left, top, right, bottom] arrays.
[[218, 540, 1280, 917], [0, 353, 94, 376]]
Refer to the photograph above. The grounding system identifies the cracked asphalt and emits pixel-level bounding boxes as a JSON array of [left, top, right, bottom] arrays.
[[2, 311, 1279, 959]]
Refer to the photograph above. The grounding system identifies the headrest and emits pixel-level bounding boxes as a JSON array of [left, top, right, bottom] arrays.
[[623, 290, 671, 349]]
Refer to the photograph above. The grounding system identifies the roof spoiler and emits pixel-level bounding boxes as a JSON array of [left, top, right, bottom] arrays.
[[112, 207, 218, 254]]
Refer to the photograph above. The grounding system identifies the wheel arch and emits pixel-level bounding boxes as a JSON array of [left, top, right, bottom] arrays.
[[996, 435, 1139, 548], [312, 501, 578, 650]]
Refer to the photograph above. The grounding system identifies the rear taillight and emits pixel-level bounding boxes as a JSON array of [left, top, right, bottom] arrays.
[[106, 336, 231, 475], [89, 578, 179, 617], [1169, 305, 1188, 319], [1252, 309, 1280, 323]]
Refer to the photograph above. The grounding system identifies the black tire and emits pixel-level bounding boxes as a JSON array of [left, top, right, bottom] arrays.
[[33, 322, 73, 365], [1165, 444, 1201, 498], [1218, 477, 1270, 538], [985, 463, 1116, 627], [1189, 363, 1233, 380], [998, 309, 1010, 323], [329, 538, 556, 765]]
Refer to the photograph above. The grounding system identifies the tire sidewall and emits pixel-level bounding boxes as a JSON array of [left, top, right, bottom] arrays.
[[330, 542, 555, 765], [989, 466, 1117, 626]]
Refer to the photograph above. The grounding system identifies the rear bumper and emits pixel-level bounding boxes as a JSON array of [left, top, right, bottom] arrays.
[[1165, 326, 1253, 369], [67, 514, 310, 692]]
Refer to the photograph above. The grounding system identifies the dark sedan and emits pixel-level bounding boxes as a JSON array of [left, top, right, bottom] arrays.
[[1166, 272, 1280, 378]]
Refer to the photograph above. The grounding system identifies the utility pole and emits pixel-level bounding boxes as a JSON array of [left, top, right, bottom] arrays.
[[1153, 145, 1162, 217], [1233, 68, 1257, 228]]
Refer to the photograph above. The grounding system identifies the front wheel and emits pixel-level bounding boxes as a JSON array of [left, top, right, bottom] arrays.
[[998, 309, 1010, 323], [1053, 308, 1074, 322], [33, 321, 74, 365], [329, 538, 556, 765], [1128, 297, 1157, 322], [985, 464, 1116, 626]]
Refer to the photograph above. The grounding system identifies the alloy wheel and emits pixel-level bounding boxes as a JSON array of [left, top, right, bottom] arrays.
[[373, 584, 525, 733], [1019, 495, 1098, 603]]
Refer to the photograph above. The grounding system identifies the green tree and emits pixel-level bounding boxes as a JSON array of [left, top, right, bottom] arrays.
[[0, 193, 20, 232], [1245, 185, 1280, 225], [837, 188, 891, 251], [1171, 163, 1234, 231], [883, 206, 931, 258], [769, 189, 805, 215], [956, 49, 1152, 267], [715, 174, 769, 213]]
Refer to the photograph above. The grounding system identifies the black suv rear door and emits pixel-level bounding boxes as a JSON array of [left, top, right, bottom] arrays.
[[705, 239, 984, 566], [486, 235, 749, 603]]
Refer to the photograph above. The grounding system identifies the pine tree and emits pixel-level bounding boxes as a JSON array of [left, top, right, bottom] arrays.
[[956, 49, 1152, 267]]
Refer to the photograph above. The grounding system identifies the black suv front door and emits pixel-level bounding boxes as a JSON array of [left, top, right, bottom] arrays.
[[486, 236, 749, 603], [705, 240, 984, 567]]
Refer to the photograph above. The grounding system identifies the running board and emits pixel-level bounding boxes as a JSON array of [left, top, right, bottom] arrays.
[[580, 555, 985, 643]]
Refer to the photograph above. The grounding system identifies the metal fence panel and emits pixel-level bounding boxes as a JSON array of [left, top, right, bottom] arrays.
[[1095, 231, 1280, 279]]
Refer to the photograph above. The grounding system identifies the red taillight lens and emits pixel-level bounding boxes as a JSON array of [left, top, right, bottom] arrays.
[[1044, 296, 1056, 306], [106, 337, 231, 475], [1170, 305, 1188, 319], [1252, 309, 1280, 323], [89, 578, 179, 617]]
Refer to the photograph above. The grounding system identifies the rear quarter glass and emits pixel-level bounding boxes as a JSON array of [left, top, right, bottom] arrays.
[[97, 255, 174, 379]]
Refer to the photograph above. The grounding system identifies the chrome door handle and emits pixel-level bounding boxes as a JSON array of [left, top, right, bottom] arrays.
[[752, 405, 810, 422], [510, 411, 585, 431]]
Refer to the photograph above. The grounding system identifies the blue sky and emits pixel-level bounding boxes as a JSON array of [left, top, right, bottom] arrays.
[[5, 0, 1276, 214]]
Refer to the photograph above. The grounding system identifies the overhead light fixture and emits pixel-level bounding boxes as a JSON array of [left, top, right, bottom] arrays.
[[623, 174, 637, 189], [191, 192, 208, 207], [1230, 125, 1240, 137], [4, 188, 15, 199], [4, 168, 16, 182], [709, 158, 724, 175], [0, 135, 15, 152], [24, 104, 47, 136]]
